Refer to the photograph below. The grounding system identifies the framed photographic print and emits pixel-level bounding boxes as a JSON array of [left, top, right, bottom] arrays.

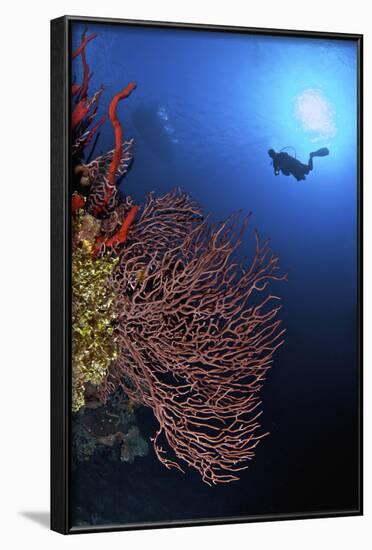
[[51, 15, 363, 534]]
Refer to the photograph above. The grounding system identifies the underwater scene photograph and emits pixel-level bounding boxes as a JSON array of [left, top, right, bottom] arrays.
[[69, 20, 360, 529]]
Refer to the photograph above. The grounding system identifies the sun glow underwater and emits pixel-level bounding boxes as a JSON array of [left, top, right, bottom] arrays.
[[264, 38, 357, 161], [295, 89, 336, 141]]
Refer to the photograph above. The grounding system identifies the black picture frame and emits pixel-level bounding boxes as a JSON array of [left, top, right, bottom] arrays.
[[51, 15, 363, 535]]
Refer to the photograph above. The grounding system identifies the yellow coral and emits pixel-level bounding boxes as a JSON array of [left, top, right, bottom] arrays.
[[72, 212, 119, 412]]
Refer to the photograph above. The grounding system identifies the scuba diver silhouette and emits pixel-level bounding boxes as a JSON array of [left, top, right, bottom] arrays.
[[268, 147, 330, 181]]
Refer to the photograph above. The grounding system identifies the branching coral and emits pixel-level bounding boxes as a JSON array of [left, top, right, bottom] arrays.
[[98, 192, 287, 484], [92, 83, 137, 216], [72, 31, 97, 60], [79, 29, 91, 99], [95, 205, 139, 251], [97, 189, 204, 258], [71, 30, 104, 162], [86, 140, 135, 214]]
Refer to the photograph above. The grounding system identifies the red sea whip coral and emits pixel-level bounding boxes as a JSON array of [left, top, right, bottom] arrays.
[[71, 30, 138, 246], [97, 83, 137, 212]]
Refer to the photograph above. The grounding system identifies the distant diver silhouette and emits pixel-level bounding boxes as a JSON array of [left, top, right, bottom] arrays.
[[268, 147, 329, 181]]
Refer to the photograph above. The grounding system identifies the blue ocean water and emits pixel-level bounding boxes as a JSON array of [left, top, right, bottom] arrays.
[[71, 23, 359, 526]]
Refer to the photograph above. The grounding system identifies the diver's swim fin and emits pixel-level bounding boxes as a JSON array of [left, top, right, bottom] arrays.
[[310, 147, 330, 157]]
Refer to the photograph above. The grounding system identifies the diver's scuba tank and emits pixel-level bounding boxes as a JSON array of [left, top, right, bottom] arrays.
[[310, 147, 330, 157], [280, 146, 296, 157]]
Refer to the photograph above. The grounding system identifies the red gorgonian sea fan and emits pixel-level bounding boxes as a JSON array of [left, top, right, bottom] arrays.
[[98, 192, 287, 485]]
